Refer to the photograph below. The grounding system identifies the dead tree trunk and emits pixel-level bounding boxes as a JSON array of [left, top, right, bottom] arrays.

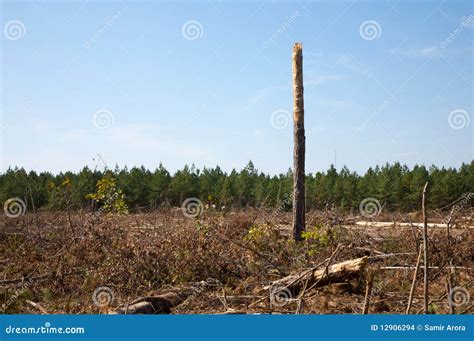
[[422, 182, 429, 314], [292, 42, 306, 241], [263, 256, 368, 294]]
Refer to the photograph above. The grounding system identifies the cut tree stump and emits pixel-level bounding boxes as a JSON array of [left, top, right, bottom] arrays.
[[263, 257, 368, 294]]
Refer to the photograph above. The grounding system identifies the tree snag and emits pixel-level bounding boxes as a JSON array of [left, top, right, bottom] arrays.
[[422, 182, 429, 314], [292, 42, 306, 241]]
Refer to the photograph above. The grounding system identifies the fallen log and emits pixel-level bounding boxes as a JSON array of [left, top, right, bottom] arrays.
[[381, 266, 468, 270], [353, 221, 474, 229], [263, 257, 368, 295], [113, 292, 190, 314], [112, 279, 222, 314]]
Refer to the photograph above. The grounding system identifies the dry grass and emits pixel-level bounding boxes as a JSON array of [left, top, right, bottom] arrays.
[[1, 208, 472, 314]]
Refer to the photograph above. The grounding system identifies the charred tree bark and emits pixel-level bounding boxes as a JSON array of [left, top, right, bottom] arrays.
[[292, 42, 306, 241]]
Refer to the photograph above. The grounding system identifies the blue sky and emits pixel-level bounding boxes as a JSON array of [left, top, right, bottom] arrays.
[[1, 0, 472, 175]]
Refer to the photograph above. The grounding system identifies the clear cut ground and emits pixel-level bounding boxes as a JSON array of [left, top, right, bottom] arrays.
[[1, 209, 472, 314]]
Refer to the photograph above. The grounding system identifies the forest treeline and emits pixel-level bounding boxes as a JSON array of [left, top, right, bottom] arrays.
[[1, 161, 473, 213]]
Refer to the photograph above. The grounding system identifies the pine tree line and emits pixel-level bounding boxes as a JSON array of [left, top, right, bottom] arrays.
[[1, 161, 473, 213]]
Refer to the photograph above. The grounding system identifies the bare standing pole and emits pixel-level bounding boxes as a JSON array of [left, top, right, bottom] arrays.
[[422, 182, 429, 314], [292, 42, 305, 241], [406, 247, 423, 314], [362, 269, 376, 314]]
